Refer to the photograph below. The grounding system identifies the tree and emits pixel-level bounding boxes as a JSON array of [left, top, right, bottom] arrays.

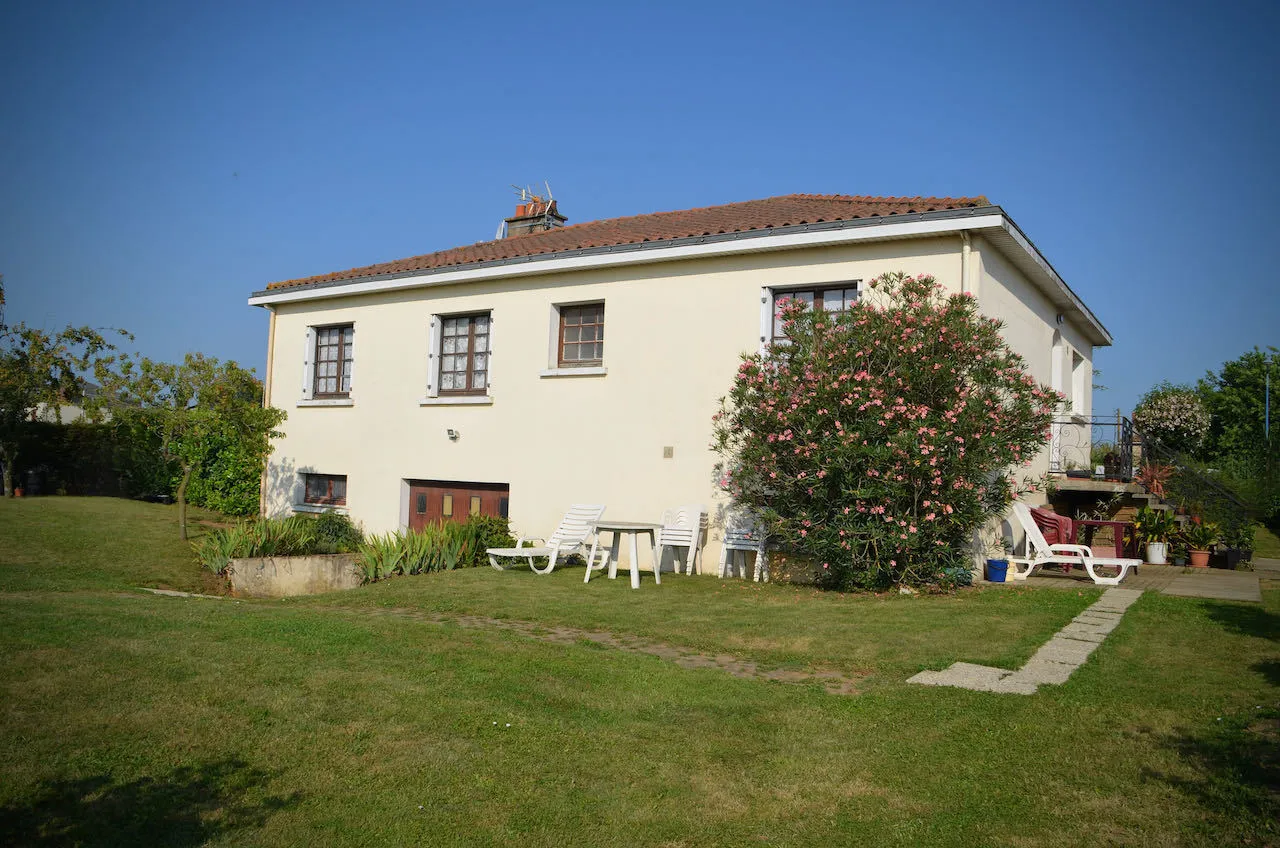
[[1196, 346, 1280, 519], [103, 354, 285, 539], [712, 272, 1057, 590], [0, 297, 129, 496]]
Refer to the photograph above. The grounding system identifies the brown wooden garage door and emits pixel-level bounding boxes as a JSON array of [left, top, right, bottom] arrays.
[[408, 480, 509, 532]]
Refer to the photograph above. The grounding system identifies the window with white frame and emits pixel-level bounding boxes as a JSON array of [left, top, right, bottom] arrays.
[[558, 302, 604, 366], [769, 282, 859, 340], [304, 324, 354, 399], [1070, 351, 1086, 414], [438, 313, 491, 395], [425, 311, 495, 400]]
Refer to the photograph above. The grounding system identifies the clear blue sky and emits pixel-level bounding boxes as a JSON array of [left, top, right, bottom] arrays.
[[2, 0, 1277, 414]]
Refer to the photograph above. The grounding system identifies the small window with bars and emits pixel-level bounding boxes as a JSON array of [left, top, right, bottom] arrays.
[[314, 324, 354, 397], [558, 303, 604, 367], [438, 313, 490, 394], [771, 283, 859, 340]]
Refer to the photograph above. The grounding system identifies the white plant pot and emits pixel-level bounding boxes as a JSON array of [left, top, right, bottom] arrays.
[[1146, 542, 1168, 565]]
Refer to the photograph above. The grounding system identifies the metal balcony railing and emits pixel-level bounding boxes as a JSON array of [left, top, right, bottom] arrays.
[[1047, 414, 1136, 481]]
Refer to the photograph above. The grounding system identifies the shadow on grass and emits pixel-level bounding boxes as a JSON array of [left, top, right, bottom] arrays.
[[1140, 707, 1280, 845], [0, 758, 299, 847], [1201, 600, 1279, 642]]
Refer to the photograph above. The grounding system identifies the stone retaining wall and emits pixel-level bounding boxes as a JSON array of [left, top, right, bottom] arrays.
[[228, 554, 363, 598]]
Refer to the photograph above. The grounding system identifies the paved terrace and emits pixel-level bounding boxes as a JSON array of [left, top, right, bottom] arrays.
[[1008, 561, 1266, 603]]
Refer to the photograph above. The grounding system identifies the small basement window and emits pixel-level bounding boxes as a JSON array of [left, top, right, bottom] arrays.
[[303, 473, 347, 506]]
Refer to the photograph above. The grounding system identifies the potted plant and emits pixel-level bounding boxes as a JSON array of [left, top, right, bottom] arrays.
[[1135, 462, 1173, 498], [1182, 520, 1218, 568], [1064, 461, 1091, 480], [1133, 505, 1177, 565], [1216, 522, 1255, 569], [1169, 531, 1188, 567]]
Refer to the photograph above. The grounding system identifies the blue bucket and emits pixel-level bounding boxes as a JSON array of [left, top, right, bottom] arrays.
[[985, 559, 1009, 583]]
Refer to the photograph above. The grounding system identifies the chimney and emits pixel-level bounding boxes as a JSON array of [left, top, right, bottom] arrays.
[[503, 196, 566, 238]]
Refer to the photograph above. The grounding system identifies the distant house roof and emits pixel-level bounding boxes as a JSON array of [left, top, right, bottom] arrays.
[[265, 194, 990, 291]]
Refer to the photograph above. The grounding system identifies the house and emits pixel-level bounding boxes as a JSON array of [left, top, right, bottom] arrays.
[[248, 193, 1111, 570]]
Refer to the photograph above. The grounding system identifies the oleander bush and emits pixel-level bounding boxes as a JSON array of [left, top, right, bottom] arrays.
[[712, 271, 1057, 590], [1132, 382, 1210, 451]]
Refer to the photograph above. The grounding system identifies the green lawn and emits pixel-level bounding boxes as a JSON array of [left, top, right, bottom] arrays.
[[1, 498, 1277, 847], [1254, 524, 1280, 558]]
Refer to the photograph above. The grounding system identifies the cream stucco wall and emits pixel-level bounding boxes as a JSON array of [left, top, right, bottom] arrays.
[[263, 236, 978, 570], [974, 235, 1097, 497], [261, 230, 1102, 572]]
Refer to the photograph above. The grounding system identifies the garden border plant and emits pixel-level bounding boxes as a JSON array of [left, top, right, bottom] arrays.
[[712, 271, 1058, 591]]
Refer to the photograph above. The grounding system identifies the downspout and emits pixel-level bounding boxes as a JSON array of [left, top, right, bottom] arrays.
[[959, 232, 974, 298], [259, 305, 277, 517]]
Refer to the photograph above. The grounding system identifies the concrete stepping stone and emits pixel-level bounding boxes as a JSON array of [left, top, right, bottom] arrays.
[[907, 587, 1139, 696]]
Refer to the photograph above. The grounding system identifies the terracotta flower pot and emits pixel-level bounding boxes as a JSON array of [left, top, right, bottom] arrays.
[[1189, 549, 1210, 568]]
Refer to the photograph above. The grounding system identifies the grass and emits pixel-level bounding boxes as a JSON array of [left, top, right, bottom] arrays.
[[1, 497, 1277, 846], [1254, 524, 1280, 558]]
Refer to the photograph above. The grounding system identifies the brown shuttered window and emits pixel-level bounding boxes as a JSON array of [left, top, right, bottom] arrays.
[[439, 313, 490, 394], [314, 324, 354, 397]]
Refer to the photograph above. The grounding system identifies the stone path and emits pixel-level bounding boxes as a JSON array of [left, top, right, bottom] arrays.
[[315, 605, 867, 695], [907, 588, 1143, 695], [139, 587, 231, 601]]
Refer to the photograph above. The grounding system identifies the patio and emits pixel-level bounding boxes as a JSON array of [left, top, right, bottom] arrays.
[[1002, 562, 1264, 603]]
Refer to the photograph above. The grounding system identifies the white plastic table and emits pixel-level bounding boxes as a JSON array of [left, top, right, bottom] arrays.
[[586, 521, 662, 589]]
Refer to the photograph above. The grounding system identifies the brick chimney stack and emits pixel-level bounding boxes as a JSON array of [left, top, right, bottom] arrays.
[[503, 196, 566, 238]]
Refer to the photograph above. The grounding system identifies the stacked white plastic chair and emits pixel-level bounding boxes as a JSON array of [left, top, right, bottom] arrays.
[[656, 504, 707, 575], [718, 512, 769, 582]]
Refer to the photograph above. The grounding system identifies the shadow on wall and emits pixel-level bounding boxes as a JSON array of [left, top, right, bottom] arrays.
[[0, 759, 300, 847], [263, 456, 302, 517]]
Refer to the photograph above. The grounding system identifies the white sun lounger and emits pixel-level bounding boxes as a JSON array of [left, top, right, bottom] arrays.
[[1008, 502, 1140, 586], [486, 504, 607, 575]]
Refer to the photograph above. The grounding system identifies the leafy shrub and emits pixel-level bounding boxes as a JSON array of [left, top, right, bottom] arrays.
[[712, 271, 1057, 591], [311, 511, 364, 554], [1133, 383, 1210, 451], [193, 512, 364, 574], [357, 516, 515, 582], [1133, 506, 1178, 545]]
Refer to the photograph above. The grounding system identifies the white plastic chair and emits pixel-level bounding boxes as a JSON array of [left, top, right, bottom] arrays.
[[656, 504, 707, 575], [718, 512, 768, 582], [1008, 502, 1140, 586], [487, 504, 607, 575]]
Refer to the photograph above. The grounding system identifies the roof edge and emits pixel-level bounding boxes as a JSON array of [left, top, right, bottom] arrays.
[[249, 205, 998, 300]]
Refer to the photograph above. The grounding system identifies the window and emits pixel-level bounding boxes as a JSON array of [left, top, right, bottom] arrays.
[[438, 313, 490, 394], [1070, 352, 1086, 414], [558, 303, 604, 366], [304, 473, 347, 506], [771, 283, 859, 340], [313, 324, 353, 397]]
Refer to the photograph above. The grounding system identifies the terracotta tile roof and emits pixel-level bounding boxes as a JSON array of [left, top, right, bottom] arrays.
[[266, 193, 992, 290]]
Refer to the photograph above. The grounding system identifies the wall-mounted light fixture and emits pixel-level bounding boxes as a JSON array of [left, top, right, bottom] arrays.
[[447, 428, 459, 442], [1055, 313, 1065, 325]]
